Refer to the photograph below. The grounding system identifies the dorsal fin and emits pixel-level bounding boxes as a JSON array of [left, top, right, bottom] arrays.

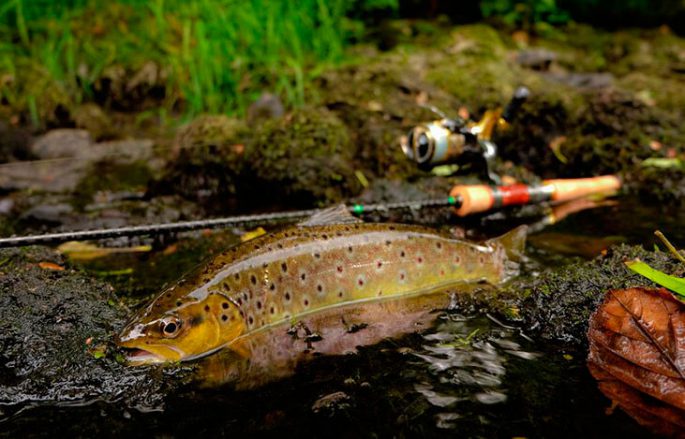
[[298, 204, 362, 227]]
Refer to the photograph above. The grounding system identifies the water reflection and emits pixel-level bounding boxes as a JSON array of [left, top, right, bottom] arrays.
[[191, 286, 542, 433], [193, 290, 455, 389], [412, 312, 540, 429]]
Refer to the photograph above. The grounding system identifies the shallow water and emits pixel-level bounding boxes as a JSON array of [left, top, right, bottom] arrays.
[[2, 197, 682, 437]]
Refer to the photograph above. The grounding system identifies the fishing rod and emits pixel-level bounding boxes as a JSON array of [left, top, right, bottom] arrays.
[[0, 198, 460, 248], [0, 175, 621, 248]]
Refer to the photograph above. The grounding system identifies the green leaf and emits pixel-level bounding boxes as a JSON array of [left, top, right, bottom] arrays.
[[625, 260, 685, 299]]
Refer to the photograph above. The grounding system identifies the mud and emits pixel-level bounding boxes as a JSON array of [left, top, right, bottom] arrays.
[[0, 246, 192, 418]]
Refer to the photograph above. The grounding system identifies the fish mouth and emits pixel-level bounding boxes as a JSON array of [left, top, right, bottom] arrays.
[[120, 347, 167, 365]]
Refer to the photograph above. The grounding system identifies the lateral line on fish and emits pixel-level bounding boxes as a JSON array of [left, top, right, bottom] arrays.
[[188, 230, 491, 302]]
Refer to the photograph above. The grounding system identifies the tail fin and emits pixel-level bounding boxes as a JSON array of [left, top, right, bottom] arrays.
[[486, 225, 527, 263]]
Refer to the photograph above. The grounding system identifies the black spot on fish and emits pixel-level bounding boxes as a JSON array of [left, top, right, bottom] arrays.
[[436, 242, 442, 249], [347, 246, 353, 253], [262, 263, 268, 269], [257, 301, 262, 309], [237, 297, 242, 305], [285, 292, 291, 301], [336, 231, 342, 237], [176, 301, 182, 307], [251, 275, 257, 285], [304, 299, 309, 306], [301, 273, 306, 281], [389, 226, 396, 230], [270, 283, 276, 291], [338, 291, 343, 298], [322, 234, 328, 240], [385, 240, 391, 246], [400, 250, 405, 258], [317, 284, 323, 292], [314, 253, 320, 259], [222, 302, 229, 309], [204, 305, 210, 312], [234, 273, 240, 280], [249, 316, 254, 325], [277, 243, 283, 249], [222, 315, 228, 322], [337, 266, 343, 273], [281, 262, 287, 273], [270, 307, 275, 314]]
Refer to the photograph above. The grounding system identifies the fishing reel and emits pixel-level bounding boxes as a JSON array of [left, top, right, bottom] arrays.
[[401, 87, 530, 184]]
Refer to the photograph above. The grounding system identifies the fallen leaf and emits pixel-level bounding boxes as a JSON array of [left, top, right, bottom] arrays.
[[57, 241, 151, 261], [241, 227, 267, 242], [588, 287, 685, 433], [38, 262, 65, 271]]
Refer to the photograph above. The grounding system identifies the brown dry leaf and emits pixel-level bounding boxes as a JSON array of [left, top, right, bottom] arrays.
[[588, 287, 685, 434], [38, 262, 65, 271]]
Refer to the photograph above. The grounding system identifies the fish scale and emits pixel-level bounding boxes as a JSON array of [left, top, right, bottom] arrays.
[[117, 210, 526, 364]]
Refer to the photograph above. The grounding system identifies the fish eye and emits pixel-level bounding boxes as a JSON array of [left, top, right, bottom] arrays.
[[160, 317, 182, 338]]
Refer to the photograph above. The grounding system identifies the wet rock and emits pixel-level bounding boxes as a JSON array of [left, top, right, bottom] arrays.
[[0, 246, 191, 417], [247, 93, 284, 125], [311, 391, 352, 416], [517, 244, 685, 347], [540, 72, 614, 90], [30, 129, 93, 160], [1, 134, 156, 197], [516, 49, 557, 71]]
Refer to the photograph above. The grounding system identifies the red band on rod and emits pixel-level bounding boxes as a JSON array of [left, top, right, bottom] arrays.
[[498, 184, 531, 206]]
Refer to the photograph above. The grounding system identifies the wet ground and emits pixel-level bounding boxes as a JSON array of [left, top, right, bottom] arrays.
[[2, 196, 682, 438]]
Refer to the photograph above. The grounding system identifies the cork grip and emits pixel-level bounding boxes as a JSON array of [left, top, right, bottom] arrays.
[[542, 175, 621, 202], [449, 185, 495, 217]]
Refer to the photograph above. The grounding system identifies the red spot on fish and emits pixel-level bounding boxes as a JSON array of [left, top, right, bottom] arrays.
[[417, 257, 423, 264]]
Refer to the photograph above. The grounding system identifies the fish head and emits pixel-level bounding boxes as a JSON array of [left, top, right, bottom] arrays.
[[117, 291, 246, 365]]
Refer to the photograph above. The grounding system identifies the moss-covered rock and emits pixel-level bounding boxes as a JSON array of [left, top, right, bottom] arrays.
[[154, 115, 250, 204], [245, 107, 362, 206]]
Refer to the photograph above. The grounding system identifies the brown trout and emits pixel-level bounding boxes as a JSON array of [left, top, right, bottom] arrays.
[[117, 206, 526, 364]]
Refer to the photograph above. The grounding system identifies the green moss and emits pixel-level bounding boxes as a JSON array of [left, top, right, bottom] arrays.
[[153, 115, 250, 202], [246, 107, 362, 205], [515, 244, 685, 346]]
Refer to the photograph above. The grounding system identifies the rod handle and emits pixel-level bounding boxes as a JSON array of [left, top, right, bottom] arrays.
[[542, 175, 621, 202]]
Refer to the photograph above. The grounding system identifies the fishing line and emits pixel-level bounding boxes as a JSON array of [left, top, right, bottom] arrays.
[[0, 197, 461, 248]]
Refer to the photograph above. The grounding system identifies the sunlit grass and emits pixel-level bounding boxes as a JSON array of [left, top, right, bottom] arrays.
[[0, 0, 358, 122]]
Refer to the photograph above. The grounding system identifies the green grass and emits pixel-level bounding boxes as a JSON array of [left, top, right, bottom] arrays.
[[0, 0, 368, 124]]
